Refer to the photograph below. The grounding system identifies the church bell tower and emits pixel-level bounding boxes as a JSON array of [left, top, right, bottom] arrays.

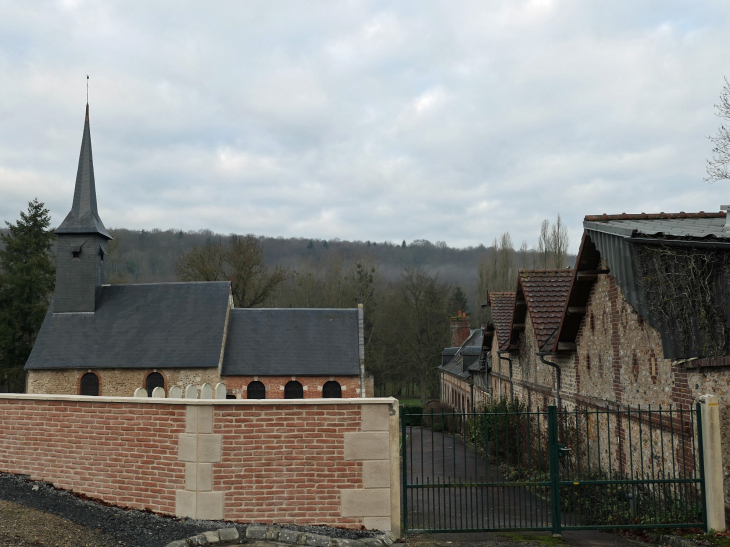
[[53, 104, 112, 313]]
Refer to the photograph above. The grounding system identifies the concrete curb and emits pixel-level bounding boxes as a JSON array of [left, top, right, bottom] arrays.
[[656, 535, 698, 547], [163, 525, 396, 547]]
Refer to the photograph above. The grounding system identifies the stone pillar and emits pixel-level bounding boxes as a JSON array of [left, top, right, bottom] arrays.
[[176, 404, 224, 520], [340, 401, 400, 535], [699, 394, 726, 532]]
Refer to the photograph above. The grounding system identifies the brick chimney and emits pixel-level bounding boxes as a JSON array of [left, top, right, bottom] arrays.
[[450, 311, 470, 347]]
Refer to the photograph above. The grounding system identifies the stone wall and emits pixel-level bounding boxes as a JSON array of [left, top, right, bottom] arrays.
[[0, 394, 400, 534], [27, 368, 221, 397]]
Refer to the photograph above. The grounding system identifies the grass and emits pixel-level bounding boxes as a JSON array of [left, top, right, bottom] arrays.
[[397, 398, 422, 406], [500, 532, 565, 545]]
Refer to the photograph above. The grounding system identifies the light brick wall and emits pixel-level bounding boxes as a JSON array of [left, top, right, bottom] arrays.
[[0, 396, 186, 514], [0, 394, 399, 532]]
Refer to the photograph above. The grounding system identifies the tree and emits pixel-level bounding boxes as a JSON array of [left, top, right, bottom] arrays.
[[306, 240, 314, 249], [377, 268, 451, 405], [549, 214, 569, 268], [0, 199, 56, 392], [402, 240, 406, 248], [174, 235, 288, 308], [449, 286, 469, 317], [705, 77, 730, 183]]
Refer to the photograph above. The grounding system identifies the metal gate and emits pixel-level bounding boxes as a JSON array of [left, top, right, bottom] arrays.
[[401, 404, 706, 534]]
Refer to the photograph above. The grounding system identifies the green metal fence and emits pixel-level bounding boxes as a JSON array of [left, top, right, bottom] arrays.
[[401, 404, 706, 534]]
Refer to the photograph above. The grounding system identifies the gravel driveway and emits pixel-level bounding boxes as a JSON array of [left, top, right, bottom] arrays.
[[0, 472, 379, 547]]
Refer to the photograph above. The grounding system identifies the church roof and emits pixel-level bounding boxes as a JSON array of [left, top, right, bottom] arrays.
[[25, 282, 231, 370], [55, 104, 111, 239], [221, 308, 361, 377]]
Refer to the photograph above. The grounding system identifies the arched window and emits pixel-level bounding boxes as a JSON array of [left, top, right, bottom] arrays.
[[284, 380, 303, 399], [247, 381, 266, 399], [322, 381, 342, 398], [146, 372, 165, 396], [80, 372, 99, 396]]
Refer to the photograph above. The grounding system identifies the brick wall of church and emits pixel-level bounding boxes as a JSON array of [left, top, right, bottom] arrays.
[[223, 375, 362, 399]]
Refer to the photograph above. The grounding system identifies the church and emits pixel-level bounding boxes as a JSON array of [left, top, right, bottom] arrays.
[[24, 104, 367, 399]]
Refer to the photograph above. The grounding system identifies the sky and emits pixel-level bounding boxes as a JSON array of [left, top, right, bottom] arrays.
[[1, 0, 730, 252]]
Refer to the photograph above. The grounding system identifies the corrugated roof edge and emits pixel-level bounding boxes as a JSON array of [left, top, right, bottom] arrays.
[[585, 211, 724, 221]]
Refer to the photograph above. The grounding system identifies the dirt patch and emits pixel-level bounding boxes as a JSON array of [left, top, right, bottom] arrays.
[[0, 499, 115, 547]]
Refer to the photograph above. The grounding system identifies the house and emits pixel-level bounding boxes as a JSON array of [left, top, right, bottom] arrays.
[[456, 209, 730, 518], [24, 104, 367, 399]]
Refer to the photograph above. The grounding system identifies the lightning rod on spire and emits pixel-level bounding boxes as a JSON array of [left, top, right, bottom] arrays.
[[87, 75, 89, 104]]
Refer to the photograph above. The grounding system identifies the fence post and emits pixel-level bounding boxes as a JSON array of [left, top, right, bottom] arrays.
[[401, 405, 408, 535], [699, 395, 726, 532], [548, 406, 561, 536]]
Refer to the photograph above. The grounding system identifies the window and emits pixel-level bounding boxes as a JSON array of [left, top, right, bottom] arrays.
[[247, 381, 266, 399], [284, 380, 303, 399], [80, 372, 99, 396], [322, 381, 342, 398], [146, 372, 165, 396], [72, 251, 80, 259]]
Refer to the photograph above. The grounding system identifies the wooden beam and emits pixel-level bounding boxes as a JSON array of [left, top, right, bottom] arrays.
[[558, 342, 577, 351], [512, 323, 525, 330], [576, 272, 597, 281], [567, 307, 586, 315]]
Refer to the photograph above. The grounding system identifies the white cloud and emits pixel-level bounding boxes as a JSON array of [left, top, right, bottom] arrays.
[[1, 0, 730, 252]]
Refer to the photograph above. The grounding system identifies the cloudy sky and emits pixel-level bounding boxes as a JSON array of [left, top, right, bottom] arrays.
[[1, 0, 729, 251]]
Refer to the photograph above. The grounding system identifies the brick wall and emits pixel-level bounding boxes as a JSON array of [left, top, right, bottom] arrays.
[[0, 394, 400, 533], [223, 376, 361, 399]]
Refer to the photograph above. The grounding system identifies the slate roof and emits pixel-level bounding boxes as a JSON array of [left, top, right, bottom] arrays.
[[489, 292, 516, 351], [25, 282, 231, 370], [56, 104, 111, 239], [438, 329, 483, 379], [517, 270, 573, 351], [221, 308, 361, 376], [583, 211, 729, 241]]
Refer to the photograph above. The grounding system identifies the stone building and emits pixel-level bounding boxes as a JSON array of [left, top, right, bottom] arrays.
[[24, 104, 367, 399], [443, 209, 730, 519]]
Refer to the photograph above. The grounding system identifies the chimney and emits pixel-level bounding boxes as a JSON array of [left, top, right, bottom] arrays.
[[450, 311, 470, 347]]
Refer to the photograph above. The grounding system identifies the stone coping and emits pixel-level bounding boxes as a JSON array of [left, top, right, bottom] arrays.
[[0, 394, 397, 405], [164, 525, 396, 547]]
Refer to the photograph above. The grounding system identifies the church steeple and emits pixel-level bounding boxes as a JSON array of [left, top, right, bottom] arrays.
[[53, 103, 111, 313], [56, 104, 111, 239]]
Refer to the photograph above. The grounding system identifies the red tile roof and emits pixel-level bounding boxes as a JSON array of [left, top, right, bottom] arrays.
[[517, 269, 573, 351], [488, 292, 515, 351], [584, 211, 724, 221]]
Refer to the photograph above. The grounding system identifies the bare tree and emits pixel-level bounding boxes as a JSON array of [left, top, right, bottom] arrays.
[[174, 235, 288, 307], [549, 214, 569, 268], [706, 77, 730, 184], [536, 220, 550, 268]]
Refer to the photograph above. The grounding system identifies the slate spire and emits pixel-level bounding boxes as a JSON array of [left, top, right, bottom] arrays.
[[55, 103, 111, 239]]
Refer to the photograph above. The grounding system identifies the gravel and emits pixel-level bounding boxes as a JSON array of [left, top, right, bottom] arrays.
[[0, 472, 380, 547]]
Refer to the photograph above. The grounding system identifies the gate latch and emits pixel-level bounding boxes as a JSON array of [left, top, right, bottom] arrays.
[[558, 444, 571, 458]]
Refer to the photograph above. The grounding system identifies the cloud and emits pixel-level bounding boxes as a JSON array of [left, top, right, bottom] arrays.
[[1, 0, 730, 252]]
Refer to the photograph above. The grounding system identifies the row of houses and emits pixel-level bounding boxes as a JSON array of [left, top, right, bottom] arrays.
[[439, 209, 730, 514]]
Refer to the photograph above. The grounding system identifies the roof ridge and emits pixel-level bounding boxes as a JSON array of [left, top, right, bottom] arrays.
[[585, 211, 725, 221]]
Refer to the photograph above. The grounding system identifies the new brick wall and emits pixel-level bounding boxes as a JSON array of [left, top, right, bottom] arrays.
[[223, 376, 361, 399], [0, 395, 400, 532]]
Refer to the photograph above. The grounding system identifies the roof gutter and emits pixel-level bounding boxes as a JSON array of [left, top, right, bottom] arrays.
[[536, 352, 561, 409], [627, 237, 730, 250], [498, 351, 514, 402]]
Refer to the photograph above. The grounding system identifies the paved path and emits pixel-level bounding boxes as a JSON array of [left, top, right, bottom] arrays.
[[403, 427, 552, 531]]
